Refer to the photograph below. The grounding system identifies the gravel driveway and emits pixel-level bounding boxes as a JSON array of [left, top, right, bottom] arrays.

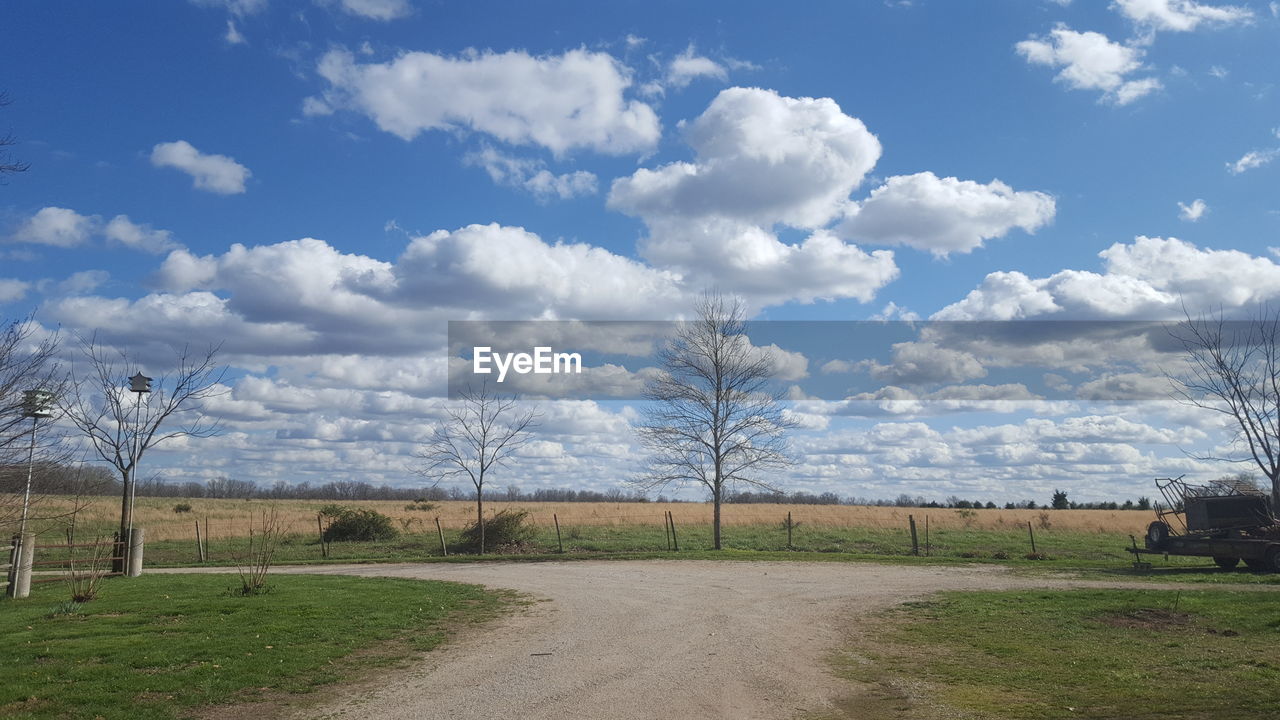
[[177, 560, 1199, 720]]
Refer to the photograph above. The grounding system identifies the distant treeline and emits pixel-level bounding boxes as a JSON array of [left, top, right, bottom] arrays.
[[0, 463, 1152, 510]]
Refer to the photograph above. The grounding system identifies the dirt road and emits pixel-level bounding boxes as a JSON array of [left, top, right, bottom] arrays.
[[175, 560, 1228, 720]]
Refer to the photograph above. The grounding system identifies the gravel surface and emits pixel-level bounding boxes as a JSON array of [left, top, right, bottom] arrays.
[[161, 561, 1277, 719], [227, 561, 1091, 719]]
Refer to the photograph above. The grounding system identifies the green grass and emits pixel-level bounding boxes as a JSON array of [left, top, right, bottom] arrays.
[[122, 523, 1280, 584], [0, 573, 512, 719], [832, 589, 1280, 719]]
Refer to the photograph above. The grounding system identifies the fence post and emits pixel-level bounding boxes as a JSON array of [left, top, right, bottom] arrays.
[[195, 520, 205, 563], [8, 533, 34, 599], [664, 512, 672, 551], [925, 515, 930, 557], [127, 528, 145, 578], [909, 515, 920, 557], [668, 511, 679, 552], [317, 513, 328, 558], [1027, 521, 1037, 555], [554, 513, 564, 553], [435, 517, 448, 557]]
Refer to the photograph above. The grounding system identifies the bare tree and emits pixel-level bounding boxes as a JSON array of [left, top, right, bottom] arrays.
[[0, 92, 30, 178], [61, 338, 225, 558], [633, 293, 796, 549], [1168, 306, 1280, 511], [0, 317, 68, 531], [416, 383, 538, 554]]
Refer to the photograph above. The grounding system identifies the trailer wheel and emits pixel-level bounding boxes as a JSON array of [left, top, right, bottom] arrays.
[[1213, 556, 1240, 570], [1266, 546, 1280, 574], [1146, 521, 1170, 550]]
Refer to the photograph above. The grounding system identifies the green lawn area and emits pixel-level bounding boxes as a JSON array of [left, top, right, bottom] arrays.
[[0, 573, 512, 720], [830, 589, 1280, 719], [127, 523, 1280, 585]]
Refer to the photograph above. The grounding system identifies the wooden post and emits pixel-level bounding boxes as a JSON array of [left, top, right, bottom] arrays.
[[435, 517, 448, 557], [203, 516, 210, 561], [785, 511, 795, 549], [909, 514, 920, 556], [924, 515, 930, 557], [195, 520, 205, 562], [554, 513, 564, 553], [317, 513, 327, 558], [1027, 521, 1037, 555], [668, 511, 679, 552], [664, 512, 672, 551]]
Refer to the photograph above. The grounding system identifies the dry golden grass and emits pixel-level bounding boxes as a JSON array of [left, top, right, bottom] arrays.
[[6, 494, 1155, 542]]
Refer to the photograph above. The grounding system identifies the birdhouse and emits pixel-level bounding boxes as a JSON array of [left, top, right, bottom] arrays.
[[21, 389, 54, 418], [129, 372, 153, 393]]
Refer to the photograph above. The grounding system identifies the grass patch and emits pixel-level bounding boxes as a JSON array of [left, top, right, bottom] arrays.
[[834, 589, 1280, 719], [0, 573, 512, 719]]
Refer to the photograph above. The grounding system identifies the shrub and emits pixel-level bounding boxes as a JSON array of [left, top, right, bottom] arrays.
[[459, 509, 535, 553], [321, 506, 398, 543], [173, 502, 192, 513], [404, 501, 438, 512], [991, 550, 1010, 560]]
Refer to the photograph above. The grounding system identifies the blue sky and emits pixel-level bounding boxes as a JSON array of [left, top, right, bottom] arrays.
[[2, 0, 1279, 502]]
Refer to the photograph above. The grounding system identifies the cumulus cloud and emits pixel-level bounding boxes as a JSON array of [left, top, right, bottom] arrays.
[[150, 140, 251, 194], [8, 207, 95, 247], [1016, 25, 1161, 104], [0, 278, 30, 303], [309, 48, 661, 155], [333, 0, 412, 20], [6, 207, 179, 254], [666, 46, 727, 88], [465, 146, 598, 201], [1177, 198, 1207, 221], [837, 172, 1055, 256], [862, 342, 988, 386], [935, 236, 1280, 320], [1227, 147, 1279, 174], [609, 87, 900, 305], [1111, 0, 1253, 33]]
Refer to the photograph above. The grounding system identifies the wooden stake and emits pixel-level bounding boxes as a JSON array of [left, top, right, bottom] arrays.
[[909, 514, 920, 556], [554, 513, 564, 553], [317, 513, 328, 558], [664, 512, 672, 551], [195, 520, 205, 563], [787, 511, 793, 549], [1027, 521, 1037, 555], [435, 517, 448, 557], [668, 511, 679, 552]]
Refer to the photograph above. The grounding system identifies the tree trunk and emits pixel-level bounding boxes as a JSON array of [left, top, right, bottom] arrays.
[[1272, 472, 1280, 519], [115, 467, 131, 573], [476, 486, 485, 555], [712, 484, 722, 550]]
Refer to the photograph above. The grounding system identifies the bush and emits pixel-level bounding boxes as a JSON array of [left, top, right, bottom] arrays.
[[321, 506, 398, 543], [173, 502, 192, 513], [459, 509, 535, 553], [404, 501, 438, 512]]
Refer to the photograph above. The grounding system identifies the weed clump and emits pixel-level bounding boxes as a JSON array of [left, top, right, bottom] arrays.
[[320, 505, 398, 542], [459, 509, 536, 553]]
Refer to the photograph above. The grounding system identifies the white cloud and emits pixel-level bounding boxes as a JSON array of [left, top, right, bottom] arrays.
[[837, 172, 1055, 256], [666, 46, 727, 89], [1111, 0, 1253, 33], [1177, 198, 1207, 221], [465, 146, 598, 201], [0, 278, 30, 303], [150, 140, 251, 194], [8, 207, 95, 247], [190, 0, 266, 15], [1016, 25, 1162, 104], [862, 342, 988, 386], [311, 48, 661, 155], [224, 19, 245, 44], [935, 236, 1280, 320], [869, 301, 920, 322], [1227, 147, 1279, 174], [103, 215, 181, 254], [334, 0, 412, 20], [6, 207, 181, 255], [609, 87, 898, 305]]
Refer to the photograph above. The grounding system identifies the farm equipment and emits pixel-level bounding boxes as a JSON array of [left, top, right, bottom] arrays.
[[1126, 475, 1280, 572]]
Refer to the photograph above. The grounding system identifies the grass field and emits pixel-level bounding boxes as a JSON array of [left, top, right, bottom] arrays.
[[828, 589, 1280, 719], [13, 494, 1153, 541], [11, 495, 1276, 581], [0, 573, 511, 720]]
